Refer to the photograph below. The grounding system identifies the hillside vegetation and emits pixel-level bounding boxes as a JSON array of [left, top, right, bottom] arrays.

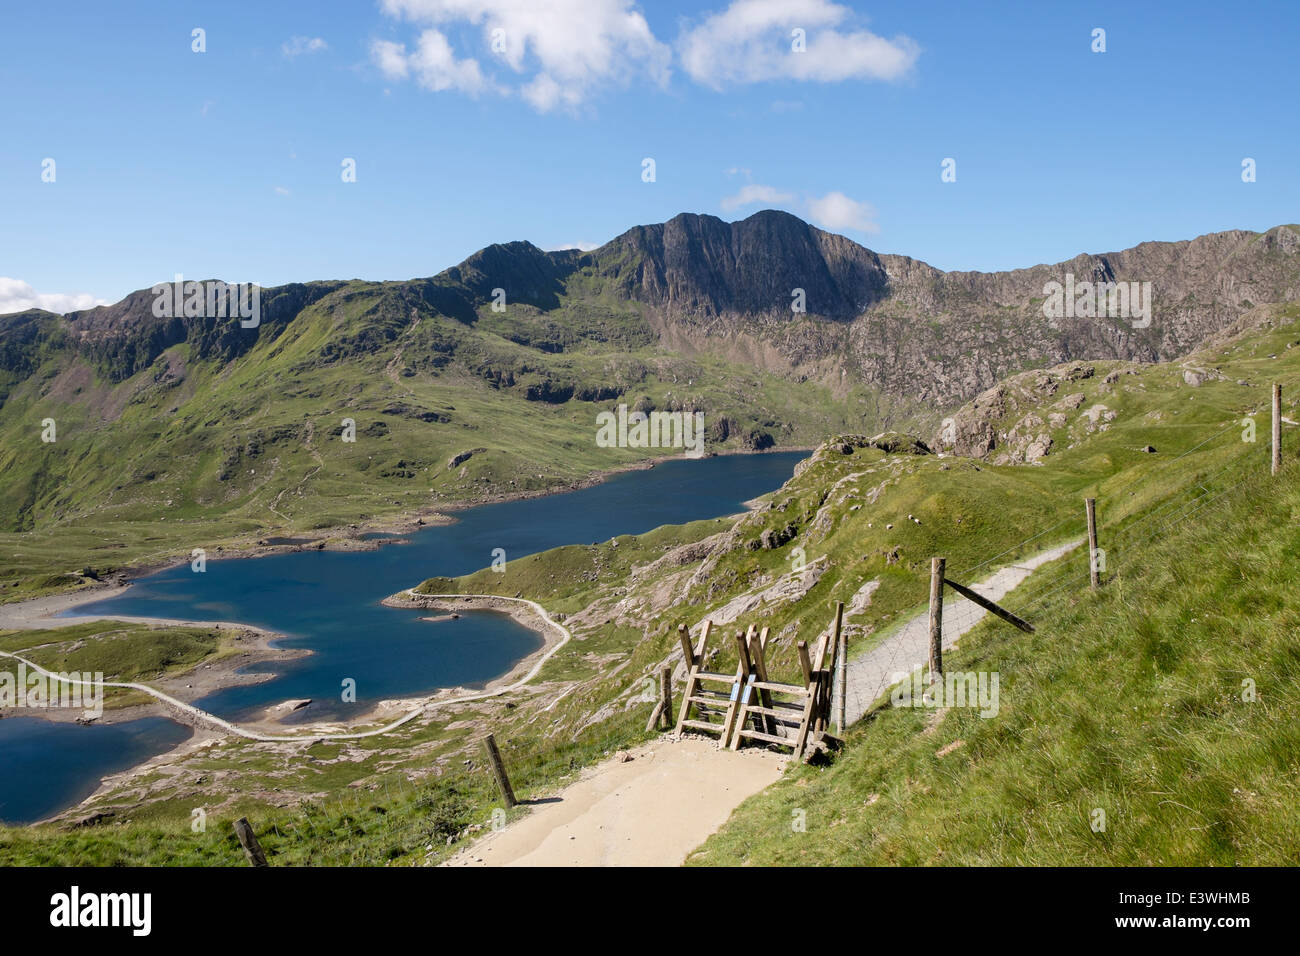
[[2, 214, 1297, 603], [690, 450, 1300, 865], [3, 305, 1297, 864]]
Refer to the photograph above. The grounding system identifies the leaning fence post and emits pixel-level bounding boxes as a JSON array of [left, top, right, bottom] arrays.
[[482, 732, 517, 809], [659, 665, 673, 729], [1085, 497, 1101, 589], [928, 557, 945, 682], [233, 817, 268, 867], [1272, 383, 1282, 476], [832, 601, 846, 735]]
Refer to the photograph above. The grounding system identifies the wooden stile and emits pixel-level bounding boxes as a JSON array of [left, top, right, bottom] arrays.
[[730, 607, 842, 761], [673, 620, 747, 744]]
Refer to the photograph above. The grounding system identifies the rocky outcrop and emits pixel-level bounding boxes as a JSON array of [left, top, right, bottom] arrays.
[[934, 361, 1132, 463]]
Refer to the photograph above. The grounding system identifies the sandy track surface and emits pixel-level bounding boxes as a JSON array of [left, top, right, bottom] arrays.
[[443, 737, 785, 867], [447, 539, 1080, 867]]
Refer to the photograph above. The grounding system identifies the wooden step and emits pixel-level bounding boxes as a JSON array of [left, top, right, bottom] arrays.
[[751, 680, 808, 695], [689, 694, 732, 707], [680, 719, 726, 734], [696, 670, 741, 683], [735, 728, 796, 747], [745, 705, 806, 722]]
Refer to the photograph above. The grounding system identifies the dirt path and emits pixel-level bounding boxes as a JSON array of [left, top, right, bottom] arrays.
[[446, 539, 1081, 867], [443, 738, 786, 867], [842, 538, 1081, 723]]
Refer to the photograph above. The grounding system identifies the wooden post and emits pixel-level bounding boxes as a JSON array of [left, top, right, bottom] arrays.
[[482, 733, 517, 809], [1272, 383, 1282, 476], [659, 665, 672, 729], [796, 640, 812, 686], [928, 557, 945, 682], [233, 817, 268, 867], [832, 601, 846, 735], [943, 577, 1035, 633], [1085, 497, 1100, 590], [677, 623, 696, 668]]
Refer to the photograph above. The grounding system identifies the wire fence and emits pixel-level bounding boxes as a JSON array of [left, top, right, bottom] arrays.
[[840, 374, 1298, 725]]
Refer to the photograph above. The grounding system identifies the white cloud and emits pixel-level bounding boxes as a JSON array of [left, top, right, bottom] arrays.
[[371, 29, 491, 94], [274, 185, 291, 196], [720, 183, 795, 211], [374, 0, 670, 111], [372, 39, 411, 79], [0, 278, 107, 315], [548, 240, 599, 251], [283, 36, 329, 57], [805, 191, 878, 233], [680, 0, 918, 89]]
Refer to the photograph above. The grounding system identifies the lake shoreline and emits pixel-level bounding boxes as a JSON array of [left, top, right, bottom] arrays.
[[1, 445, 812, 603], [0, 446, 803, 733], [0, 448, 805, 826]]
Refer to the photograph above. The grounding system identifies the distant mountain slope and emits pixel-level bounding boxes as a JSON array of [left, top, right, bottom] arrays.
[[1, 213, 1297, 592]]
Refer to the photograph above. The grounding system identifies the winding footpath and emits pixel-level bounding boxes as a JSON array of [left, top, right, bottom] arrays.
[[450, 538, 1082, 866], [0, 593, 572, 744]]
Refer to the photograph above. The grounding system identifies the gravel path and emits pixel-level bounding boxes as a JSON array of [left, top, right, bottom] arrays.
[[842, 539, 1082, 724]]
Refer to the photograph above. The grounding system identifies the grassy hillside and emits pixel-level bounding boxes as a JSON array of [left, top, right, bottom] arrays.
[[4, 217, 1297, 605], [0, 280, 892, 602], [689, 451, 1300, 865], [2, 306, 1298, 864]]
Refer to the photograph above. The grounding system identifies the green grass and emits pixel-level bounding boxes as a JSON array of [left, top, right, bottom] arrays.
[[687, 454, 1300, 865], [0, 620, 231, 709], [4, 308, 1300, 864], [0, 277, 906, 598], [0, 698, 651, 866]]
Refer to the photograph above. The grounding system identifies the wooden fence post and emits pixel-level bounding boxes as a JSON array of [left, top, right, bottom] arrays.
[[832, 601, 846, 735], [482, 733, 517, 809], [233, 817, 268, 867], [659, 665, 672, 729], [1272, 383, 1282, 476], [928, 557, 945, 682], [1086, 497, 1100, 590]]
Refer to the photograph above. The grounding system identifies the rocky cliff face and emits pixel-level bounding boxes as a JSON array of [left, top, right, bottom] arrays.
[[584, 212, 1300, 409]]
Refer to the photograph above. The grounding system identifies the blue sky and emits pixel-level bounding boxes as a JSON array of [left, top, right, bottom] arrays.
[[1, 0, 1296, 310]]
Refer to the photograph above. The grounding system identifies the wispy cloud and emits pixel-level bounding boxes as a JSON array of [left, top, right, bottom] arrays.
[[805, 191, 879, 233], [274, 185, 291, 196], [717, 180, 879, 234], [548, 240, 600, 251], [680, 0, 918, 89], [0, 278, 107, 315], [372, 31, 493, 95], [720, 183, 795, 211], [283, 36, 329, 58]]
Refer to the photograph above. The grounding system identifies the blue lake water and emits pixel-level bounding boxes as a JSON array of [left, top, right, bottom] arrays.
[[0, 451, 804, 824], [0, 716, 191, 825]]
